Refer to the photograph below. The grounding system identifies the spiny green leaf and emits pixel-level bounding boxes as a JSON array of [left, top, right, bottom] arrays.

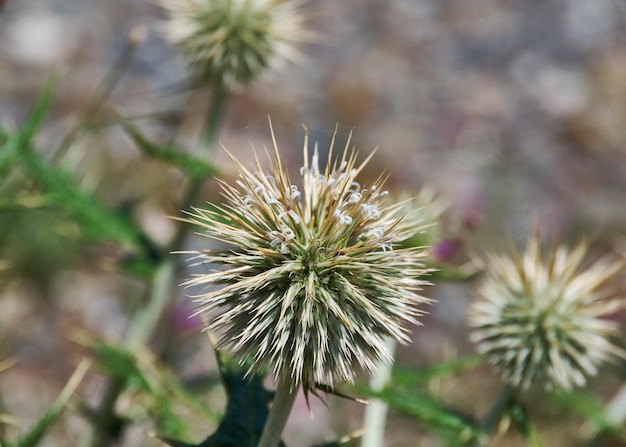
[[391, 356, 482, 387], [19, 148, 144, 248], [358, 387, 479, 441], [0, 206, 80, 282], [158, 368, 284, 447], [87, 341, 218, 440], [91, 343, 150, 392], [15, 359, 90, 447], [119, 119, 218, 180], [0, 77, 56, 180]]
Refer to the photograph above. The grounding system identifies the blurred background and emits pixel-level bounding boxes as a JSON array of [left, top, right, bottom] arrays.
[[2, 0, 626, 446]]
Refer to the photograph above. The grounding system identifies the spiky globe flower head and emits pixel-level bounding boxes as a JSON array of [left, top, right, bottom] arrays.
[[184, 127, 432, 391], [161, 0, 310, 89], [468, 232, 625, 391]]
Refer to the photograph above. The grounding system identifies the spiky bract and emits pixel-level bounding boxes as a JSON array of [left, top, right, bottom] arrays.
[[161, 0, 308, 89], [185, 128, 432, 391], [469, 234, 624, 391]]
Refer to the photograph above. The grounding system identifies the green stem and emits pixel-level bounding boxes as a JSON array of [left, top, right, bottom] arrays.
[[258, 381, 298, 447], [124, 259, 176, 350], [361, 338, 396, 447], [202, 84, 228, 154], [472, 385, 515, 446]]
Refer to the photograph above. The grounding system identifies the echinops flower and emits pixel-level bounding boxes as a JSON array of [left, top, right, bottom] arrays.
[[184, 126, 432, 391], [468, 233, 625, 391], [161, 0, 309, 89]]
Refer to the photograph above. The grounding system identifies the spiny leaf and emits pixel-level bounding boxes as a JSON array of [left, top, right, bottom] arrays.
[[358, 387, 479, 441], [119, 119, 218, 180], [86, 341, 217, 440], [391, 356, 482, 387], [91, 343, 150, 392], [16, 358, 90, 447], [0, 76, 55, 180], [158, 368, 283, 447], [0, 206, 81, 282], [19, 148, 144, 249]]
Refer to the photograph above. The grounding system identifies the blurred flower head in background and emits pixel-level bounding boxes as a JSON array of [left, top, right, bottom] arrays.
[[469, 232, 625, 391], [183, 126, 432, 391], [395, 186, 447, 253], [160, 0, 310, 89]]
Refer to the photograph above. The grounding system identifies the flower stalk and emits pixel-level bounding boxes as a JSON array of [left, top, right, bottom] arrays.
[[360, 337, 396, 447], [471, 385, 515, 446], [258, 381, 299, 447], [202, 83, 228, 154]]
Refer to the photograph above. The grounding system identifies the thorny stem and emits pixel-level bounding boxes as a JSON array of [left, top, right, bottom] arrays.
[[361, 338, 396, 447], [258, 381, 299, 447], [471, 385, 515, 447], [88, 84, 229, 446]]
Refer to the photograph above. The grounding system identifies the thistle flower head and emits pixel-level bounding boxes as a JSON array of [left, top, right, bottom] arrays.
[[468, 233, 625, 391], [161, 0, 310, 89], [184, 126, 432, 391]]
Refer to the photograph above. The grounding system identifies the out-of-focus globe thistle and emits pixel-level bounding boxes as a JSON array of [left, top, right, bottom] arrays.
[[395, 187, 447, 251], [184, 128, 432, 391], [468, 233, 625, 391], [160, 0, 310, 89]]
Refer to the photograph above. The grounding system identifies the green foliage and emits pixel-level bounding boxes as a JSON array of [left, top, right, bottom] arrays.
[[91, 342, 216, 439], [92, 343, 150, 391], [354, 358, 485, 445], [0, 202, 80, 283], [13, 359, 90, 447], [391, 357, 482, 388], [19, 148, 144, 249], [508, 401, 545, 447], [364, 386, 478, 442], [158, 364, 281, 447], [0, 77, 54, 180], [119, 120, 219, 180], [0, 79, 143, 249]]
